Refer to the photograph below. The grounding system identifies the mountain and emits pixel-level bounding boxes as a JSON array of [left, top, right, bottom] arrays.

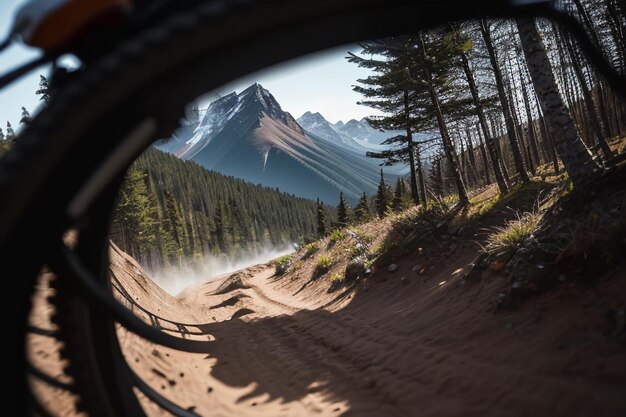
[[297, 111, 364, 150], [157, 84, 396, 204], [338, 118, 404, 146], [298, 112, 405, 152]]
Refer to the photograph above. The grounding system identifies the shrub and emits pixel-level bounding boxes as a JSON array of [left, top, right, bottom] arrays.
[[302, 241, 319, 259], [314, 255, 333, 278], [305, 242, 319, 252], [274, 254, 293, 276], [329, 229, 346, 243], [329, 272, 344, 283]]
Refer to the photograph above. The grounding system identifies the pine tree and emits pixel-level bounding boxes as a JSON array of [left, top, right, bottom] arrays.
[[375, 169, 390, 217], [36, 75, 50, 103], [110, 168, 158, 261], [20, 107, 30, 125], [348, 40, 422, 205], [212, 199, 228, 252], [337, 192, 350, 227], [316, 198, 327, 237], [0, 128, 4, 141], [354, 192, 371, 223], [6, 122, 15, 141], [392, 178, 407, 212]]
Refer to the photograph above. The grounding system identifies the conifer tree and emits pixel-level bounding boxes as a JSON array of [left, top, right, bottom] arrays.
[[375, 169, 390, 217], [110, 168, 158, 260], [6, 122, 15, 141], [392, 178, 407, 212], [20, 107, 31, 125], [163, 190, 182, 248], [337, 192, 350, 227], [349, 39, 423, 205], [0, 128, 4, 141], [36, 75, 50, 103], [212, 200, 228, 252], [354, 192, 371, 223], [316, 198, 327, 237], [351, 31, 471, 205]]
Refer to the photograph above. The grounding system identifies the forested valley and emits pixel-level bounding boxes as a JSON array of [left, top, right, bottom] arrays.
[[109, 147, 326, 271]]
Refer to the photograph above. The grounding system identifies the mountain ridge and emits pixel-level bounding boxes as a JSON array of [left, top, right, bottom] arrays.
[[157, 84, 400, 204]]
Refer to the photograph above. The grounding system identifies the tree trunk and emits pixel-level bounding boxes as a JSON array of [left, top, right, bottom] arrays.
[[564, 34, 614, 159], [459, 44, 508, 193], [480, 19, 530, 183], [415, 141, 428, 204], [518, 59, 542, 166], [417, 33, 469, 204], [517, 18, 600, 188], [464, 128, 480, 186], [403, 90, 420, 205], [475, 124, 492, 185]]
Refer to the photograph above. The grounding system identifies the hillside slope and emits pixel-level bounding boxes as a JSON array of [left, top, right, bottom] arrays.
[[157, 84, 398, 203], [30, 166, 626, 417]]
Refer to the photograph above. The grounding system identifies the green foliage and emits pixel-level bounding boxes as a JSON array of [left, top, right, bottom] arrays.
[[274, 254, 293, 266], [274, 254, 294, 276], [337, 192, 350, 227], [316, 198, 327, 238], [329, 272, 345, 283], [354, 192, 371, 223], [392, 178, 410, 212], [375, 169, 391, 217], [110, 147, 318, 269], [329, 229, 346, 243], [315, 255, 333, 272], [305, 242, 319, 252]]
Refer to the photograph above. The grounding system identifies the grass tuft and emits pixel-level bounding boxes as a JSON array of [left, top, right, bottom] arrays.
[[485, 212, 541, 256], [329, 229, 346, 243]]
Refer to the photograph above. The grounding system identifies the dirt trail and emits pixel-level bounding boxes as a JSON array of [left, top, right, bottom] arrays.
[[29, 241, 626, 417], [117, 242, 626, 417]]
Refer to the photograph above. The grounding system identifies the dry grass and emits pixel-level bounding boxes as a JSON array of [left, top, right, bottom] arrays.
[[485, 212, 541, 257]]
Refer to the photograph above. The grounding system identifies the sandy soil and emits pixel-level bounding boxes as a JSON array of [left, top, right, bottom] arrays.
[[28, 236, 626, 417]]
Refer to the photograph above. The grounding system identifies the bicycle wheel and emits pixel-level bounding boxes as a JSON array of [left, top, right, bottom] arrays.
[[1, 0, 597, 415]]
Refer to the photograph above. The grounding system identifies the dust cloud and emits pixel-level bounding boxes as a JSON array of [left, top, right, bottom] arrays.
[[150, 244, 295, 295]]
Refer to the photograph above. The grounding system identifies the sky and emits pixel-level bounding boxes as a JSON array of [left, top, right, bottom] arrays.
[[0, 0, 381, 129]]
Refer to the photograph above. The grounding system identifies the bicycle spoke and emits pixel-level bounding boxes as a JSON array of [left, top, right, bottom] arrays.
[[27, 362, 75, 392], [52, 245, 213, 354]]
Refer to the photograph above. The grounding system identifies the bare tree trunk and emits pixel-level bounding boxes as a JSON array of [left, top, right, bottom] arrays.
[[517, 18, 600, 188], [458, 44, 508, 193], [564, 35, 614, 159], [417, 33, 469, 204], [464, 127, 480, 186], [403, 90, 420, 205], [415, 139, 428, 204], [490, 114, 512, 183], [475, 124, 492, 185], [505, 51, 536, 175], [518, 57, 543, 166], [480, 19, 530, 183]]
